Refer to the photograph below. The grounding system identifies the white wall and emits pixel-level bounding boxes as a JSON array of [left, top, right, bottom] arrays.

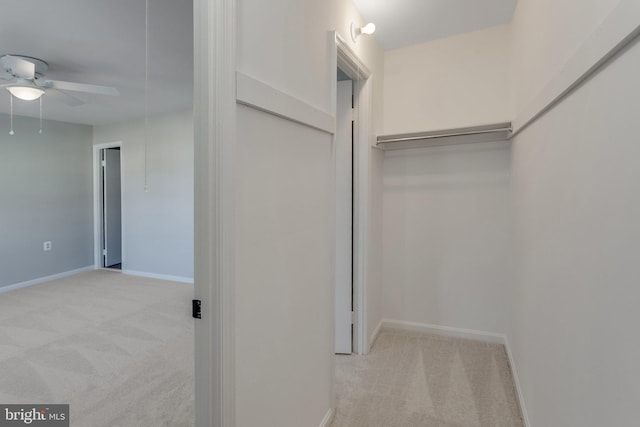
[[235, 106, 333, 427], [510, 0, 620, 112], [235, 0, 384, 425], [380, 24, 513, 336], [93, 110, 194, 281], [510, 38, 640, 426], [382, 142, 512, 334], [384, 24, 512, 135], [0, 115, 93, 288], [508, 1, 640, 425]]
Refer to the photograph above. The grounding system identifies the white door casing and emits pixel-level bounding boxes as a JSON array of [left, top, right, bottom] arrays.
[[333, 32, 373, 355]]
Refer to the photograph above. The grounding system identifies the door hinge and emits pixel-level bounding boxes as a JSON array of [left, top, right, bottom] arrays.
[[351, 108, 356, 121], [102, 249, 107, 256], [101, 160, 106, 167], [192, 299, 202, 319], [351, 311, 355, 325]]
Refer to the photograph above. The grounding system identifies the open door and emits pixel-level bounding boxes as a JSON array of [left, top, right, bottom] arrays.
[[102, 148, 122, 269], [335, 78, 353, 354]]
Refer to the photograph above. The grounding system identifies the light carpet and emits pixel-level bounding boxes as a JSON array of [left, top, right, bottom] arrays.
[[332, 329, 524, 427], [0, 270, 194, 427]]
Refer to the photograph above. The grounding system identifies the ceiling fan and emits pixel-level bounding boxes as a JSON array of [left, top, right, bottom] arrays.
[[0, 54, 119, 107]]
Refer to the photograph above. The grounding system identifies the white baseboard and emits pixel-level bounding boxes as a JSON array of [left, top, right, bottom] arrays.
[[122, 269, 194, 284], [369, 319, 384, 350], [0, 265, 95, 294], [381, 319, 506, 344], [319, 408, 335, 427], [504, 335, 531, 427]]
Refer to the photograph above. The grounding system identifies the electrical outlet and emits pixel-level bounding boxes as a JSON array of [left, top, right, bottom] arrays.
[[43, 241, 52, 251]]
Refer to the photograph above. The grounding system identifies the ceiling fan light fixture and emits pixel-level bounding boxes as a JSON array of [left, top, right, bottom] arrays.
[[7, 85, 44, 101]]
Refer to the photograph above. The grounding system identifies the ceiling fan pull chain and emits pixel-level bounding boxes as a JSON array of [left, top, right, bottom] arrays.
[[9, 93, 14, 136], [39, 96, 43, 134]]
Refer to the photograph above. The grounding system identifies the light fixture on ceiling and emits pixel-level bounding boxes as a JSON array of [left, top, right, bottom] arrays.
[[6, 83, 45, 101], [351, 22, 376, 43], [4, 81, 46, 136]]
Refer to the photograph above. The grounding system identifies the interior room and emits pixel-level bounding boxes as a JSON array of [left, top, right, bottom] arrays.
[[0, 1, 195, 425], [2, 0, 640, 426]]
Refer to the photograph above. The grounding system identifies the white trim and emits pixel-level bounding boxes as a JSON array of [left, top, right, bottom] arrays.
[[0, 266, 94, 294], [194, 0, 236, 426], [355, 77, 373, 355], [318, 409, 335, 427], [331, 31, 374, 356], [504, 335, 531, 427], [92, 141, 124, 270], [335, 34, 371, 80], [381, 319, 506, 344], [512, 0, 640, 137], [122, 270, 194, 284], [236, 71, 336, 134], [369, 319, 383, 349]]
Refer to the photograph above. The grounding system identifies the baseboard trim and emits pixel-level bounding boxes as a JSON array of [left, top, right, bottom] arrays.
[[122, 270, 194, 284], [0, 265, 95, 293], [381, 319, 506, 344], [369, 319, 384, 350], [504, 335, 531, 427], [319, 408, 335, 427]]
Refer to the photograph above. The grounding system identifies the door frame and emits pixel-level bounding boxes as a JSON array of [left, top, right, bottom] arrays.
[[92, 141, 124, 269], [193, 0, 237, 426], [331, 32, 373, 355]]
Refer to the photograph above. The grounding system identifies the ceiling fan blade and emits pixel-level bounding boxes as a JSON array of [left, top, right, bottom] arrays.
[[42, 80, 119, 96], [1, 55, 35, 79], [46, 88, 85, 107]]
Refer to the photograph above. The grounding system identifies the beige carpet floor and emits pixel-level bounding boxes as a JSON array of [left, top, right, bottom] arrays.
[[0, 270, 194, 427], [332, 329, 524, 427]]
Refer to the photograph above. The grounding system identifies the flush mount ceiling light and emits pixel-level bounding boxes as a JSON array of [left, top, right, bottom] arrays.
[[6, 83, 45, 101], [351, 22, 376, 43]]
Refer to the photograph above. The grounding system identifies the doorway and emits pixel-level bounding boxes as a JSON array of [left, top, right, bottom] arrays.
[[93, 142, 123, 270], [333, 32, 374, 356], [335, 70, 354, 355]]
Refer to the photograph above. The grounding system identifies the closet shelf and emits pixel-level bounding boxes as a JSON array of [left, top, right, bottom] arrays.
[[376, 122, 512, 151]]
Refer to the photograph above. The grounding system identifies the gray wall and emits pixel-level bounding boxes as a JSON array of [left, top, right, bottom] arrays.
[[0, 114, 94, 288], [93, 110, 194, 280]]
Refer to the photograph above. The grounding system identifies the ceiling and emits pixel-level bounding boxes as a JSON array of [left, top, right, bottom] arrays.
[[0, 0, 192, 126], [353, 0, 518, 50]]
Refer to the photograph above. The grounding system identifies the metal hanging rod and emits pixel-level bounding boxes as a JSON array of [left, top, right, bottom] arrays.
[[376, 122, 512, 151]]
